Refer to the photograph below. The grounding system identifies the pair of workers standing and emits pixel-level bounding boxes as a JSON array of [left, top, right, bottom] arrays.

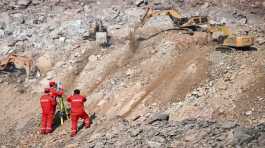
[[40, 81, 91, 137]]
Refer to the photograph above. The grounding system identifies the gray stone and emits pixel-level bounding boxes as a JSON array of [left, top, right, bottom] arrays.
[[89, 55, 98, 62], [33, 15, 46, 24], [59, 37, 66, 42], [238, 17, 247, 25], [146, 128, 160, 137], [135, 0, 144, 7], [257, 134, 265, 146], [232, 10, 248, 25], [191, 89, 204, 98], [16, 0, 32, 9], [233, 127, 254, 145], [125, 8, 145, 19], [0, 22, 6, 30], [256, 37, 265, 45], [59, 20, 84, 38], [130, 128, 143, 137], [148, 113, 169, 124], [201, 2, 209, 9], [84, 5, 92, 13], [31, 0, 41, 5], [12, 13, 25, 24], [245, 111, 252, 116], [151, 136, 167, 143], [147, 141, 163, 148], [220, 121, 238, 129], [126, 69, 134, 76]]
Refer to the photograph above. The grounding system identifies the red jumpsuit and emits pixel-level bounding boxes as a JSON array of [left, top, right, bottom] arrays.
[[49, 87, 63, 112], [67, 95, 91, 136], [40, 94, 56, 134]]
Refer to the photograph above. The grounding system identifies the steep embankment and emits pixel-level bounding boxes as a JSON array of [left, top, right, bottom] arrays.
[[0, 29, 211, 147], [0, 0, 264, 147]]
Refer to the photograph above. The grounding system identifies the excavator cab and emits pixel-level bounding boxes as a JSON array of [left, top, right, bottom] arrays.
[[223, 35, 255, 48], [207, 23, 255, 50], [86, 19, 109, 47], [180, 16, 208, 31]]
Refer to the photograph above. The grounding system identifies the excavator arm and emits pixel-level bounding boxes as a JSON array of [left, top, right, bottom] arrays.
[[141, 7, 182, 26], [140, 6, 208, 31]]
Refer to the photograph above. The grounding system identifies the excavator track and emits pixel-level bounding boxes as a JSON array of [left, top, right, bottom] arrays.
[[215, 45, 235, 53]]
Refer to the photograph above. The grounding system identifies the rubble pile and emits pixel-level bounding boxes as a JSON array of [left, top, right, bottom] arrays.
[[68, 114, 265, 147], [0, 0, 264, 147]]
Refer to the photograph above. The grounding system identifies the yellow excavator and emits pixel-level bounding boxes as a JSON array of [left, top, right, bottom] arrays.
[[86, 19, 108, 46], [207, 24, 255, 50], [0, 53, 33, 78], [128, 6, 209, 49], [135, 6, 255, 50]]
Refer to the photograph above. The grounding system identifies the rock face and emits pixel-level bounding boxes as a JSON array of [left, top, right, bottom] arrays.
[[35, 53, 54, 74], [0, 0, 265, 147], [147, 112, 169, 124], [69, 114, 265, 148], [16, 0, 32, 9]]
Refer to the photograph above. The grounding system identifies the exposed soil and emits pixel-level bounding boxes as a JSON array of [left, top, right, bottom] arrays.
[[0, 0, 264, 147]]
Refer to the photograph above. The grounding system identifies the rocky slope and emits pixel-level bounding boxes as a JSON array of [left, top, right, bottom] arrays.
[[68, 115, 265, 148], [0, 0, 264, 147]]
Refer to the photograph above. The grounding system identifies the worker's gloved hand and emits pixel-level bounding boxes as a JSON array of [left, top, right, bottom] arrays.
[[57, 91, 64, 97]]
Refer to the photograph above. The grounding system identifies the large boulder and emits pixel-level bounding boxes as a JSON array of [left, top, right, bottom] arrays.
[[16, 0, 32, 9], [147, 112, 169, 124], [35, 53, 54, 75]]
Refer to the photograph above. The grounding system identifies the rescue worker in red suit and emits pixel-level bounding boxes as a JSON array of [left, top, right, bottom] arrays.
[[48, 81, 57, 113], [48, 81, 64, 113], [67, 89, 91, 137], [40, 88, 56, 134]]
